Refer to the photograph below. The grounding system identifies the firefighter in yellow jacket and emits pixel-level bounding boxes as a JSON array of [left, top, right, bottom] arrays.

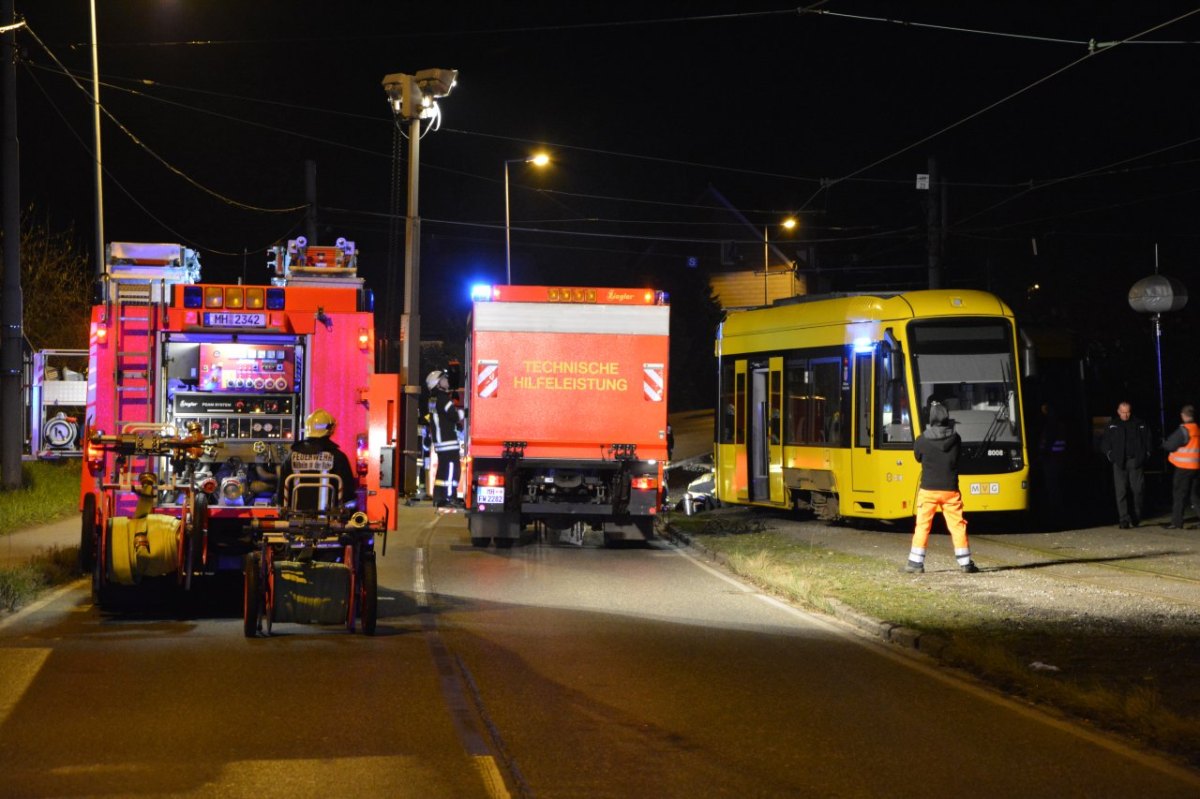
[[1163, 404, 1200, 530]]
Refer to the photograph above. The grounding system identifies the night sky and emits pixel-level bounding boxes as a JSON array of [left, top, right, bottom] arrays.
[[9, 1, 1200, 420]]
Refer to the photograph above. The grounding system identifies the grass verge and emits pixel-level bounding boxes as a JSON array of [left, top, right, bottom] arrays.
[[1, 461, 84, 613], [0, 460, 81, 536], [665, 511, 1200, 768], [0, 545, 81, 612]]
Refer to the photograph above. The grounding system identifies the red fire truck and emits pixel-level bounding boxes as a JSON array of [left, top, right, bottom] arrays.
[[80, 240, 401, 610], [463, 285, 670, 547]]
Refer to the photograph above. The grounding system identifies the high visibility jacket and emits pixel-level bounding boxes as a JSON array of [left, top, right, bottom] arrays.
[[1168, 422, 1200, 470]]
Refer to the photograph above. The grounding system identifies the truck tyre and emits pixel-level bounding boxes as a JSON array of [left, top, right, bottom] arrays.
[[79, 493, 97, 575], [494, 537, 515, 549], [360, 555, 378, 636], [91, 519, 126, 610], [470, 537, 491, 548], [243, 553, 261, 638]]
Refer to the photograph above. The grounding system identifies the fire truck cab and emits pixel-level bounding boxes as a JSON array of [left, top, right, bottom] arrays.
[[81, 239, 399, 609]]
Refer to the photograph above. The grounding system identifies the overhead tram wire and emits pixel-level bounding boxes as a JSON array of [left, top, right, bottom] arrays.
[[321, 205, 918, 247], [30, 19, 1200, 255], [791, 7, 1200, 215], [44, 57, 1181, 213], [22, 62, 304, 256], [22, 25, 307, 216], [799, 7, 1200, 49]]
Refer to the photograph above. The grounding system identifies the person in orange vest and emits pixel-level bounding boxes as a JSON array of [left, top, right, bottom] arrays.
[[1162, 403, 1200, 530], [904, 401, 979, 574]]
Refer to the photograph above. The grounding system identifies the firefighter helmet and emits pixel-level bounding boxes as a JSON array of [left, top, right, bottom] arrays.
[[305, 408, 336, 438], [426, 370, 444, 391]]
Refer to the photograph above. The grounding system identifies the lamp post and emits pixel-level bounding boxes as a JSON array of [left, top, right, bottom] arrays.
[[89, 0, 104, 280], [381, 68, 457, 496], [763, 217, 798, 305], [504, 152, 549, 285]]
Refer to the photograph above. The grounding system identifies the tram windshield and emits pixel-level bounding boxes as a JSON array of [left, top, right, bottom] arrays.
[[908, 319, 1022, 448]]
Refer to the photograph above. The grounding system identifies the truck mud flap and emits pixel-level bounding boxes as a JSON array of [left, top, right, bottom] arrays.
[[601, 517, 655, 546]]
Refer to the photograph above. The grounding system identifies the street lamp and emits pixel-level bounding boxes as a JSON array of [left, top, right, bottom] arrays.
[[504, 152, 550, 285], [763, 217, 798, 305]]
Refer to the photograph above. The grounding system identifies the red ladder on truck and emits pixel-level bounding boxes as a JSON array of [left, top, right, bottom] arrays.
[[108, 278, 164, 503]]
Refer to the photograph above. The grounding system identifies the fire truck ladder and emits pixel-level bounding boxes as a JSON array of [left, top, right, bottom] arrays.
[[110, 280, 162, 473]]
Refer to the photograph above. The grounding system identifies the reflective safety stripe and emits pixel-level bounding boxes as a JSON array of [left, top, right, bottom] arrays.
[[476, 360, 499, 399], [955, 547, 973, 566], [1169, 423, 1200, 469], [643, 363, 664, 402], [908, 547, 926, 564]]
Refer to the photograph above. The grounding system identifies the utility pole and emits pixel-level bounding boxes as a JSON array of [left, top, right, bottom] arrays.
[[381, 69, 456, 496], [1, 0, 24, 488], [926, 155, 944, 290]]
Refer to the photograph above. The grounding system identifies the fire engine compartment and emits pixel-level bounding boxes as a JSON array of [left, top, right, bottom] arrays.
[[162, 335, 307, 509]]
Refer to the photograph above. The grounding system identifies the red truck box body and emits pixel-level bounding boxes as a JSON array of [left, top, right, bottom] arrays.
[[463, 286, 669, 546]]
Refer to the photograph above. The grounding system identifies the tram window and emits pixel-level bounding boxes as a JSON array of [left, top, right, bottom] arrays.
[[875, 345, 912, 446], [734, 372, 746, 445], [909, 319, 1021, 444], [784, 359, 811, 444], [720, 360, 736, 444], [769, 370, 782, 445], [811, 359, 841, 444]]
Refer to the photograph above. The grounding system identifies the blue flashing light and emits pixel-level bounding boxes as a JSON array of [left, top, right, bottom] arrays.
[[183, 285, 203, 309], [266, 288, 286, 310], [852, 336, 874, 354], [470, 283, 494, 302]]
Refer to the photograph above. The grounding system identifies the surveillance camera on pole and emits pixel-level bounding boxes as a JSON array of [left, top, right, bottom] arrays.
[[381, 69, 457, 121]]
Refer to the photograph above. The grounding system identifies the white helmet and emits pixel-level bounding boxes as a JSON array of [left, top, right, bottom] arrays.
[[425, 370, 444, 391]]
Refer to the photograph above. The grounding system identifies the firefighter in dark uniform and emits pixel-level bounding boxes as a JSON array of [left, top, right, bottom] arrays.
[[280, 408, 359, 513], [427, 370, 465, 512]]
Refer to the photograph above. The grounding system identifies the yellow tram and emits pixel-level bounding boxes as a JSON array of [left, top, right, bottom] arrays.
[[715, 290, 1030, 521]]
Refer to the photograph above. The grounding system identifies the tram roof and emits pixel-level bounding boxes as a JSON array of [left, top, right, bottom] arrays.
[[719, 289, 1014, 337]]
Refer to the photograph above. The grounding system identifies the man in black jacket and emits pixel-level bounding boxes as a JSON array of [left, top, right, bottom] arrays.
[[904, 402, 979, 574], [1100, 401, 1152, 528]]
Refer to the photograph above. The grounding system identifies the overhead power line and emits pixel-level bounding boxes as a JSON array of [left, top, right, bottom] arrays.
[[23, 24, 308, 215]]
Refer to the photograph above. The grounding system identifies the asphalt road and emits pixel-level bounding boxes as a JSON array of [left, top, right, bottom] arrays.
[[2, 505, 1199, 797]]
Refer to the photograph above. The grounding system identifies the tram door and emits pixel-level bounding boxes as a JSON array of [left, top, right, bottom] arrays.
[[747, 358, 784, 504], [851, 351, 874, 494]]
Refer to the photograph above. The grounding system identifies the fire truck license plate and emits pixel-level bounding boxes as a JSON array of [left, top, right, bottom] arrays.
[[204, 312, 266, 327], [476, 486, 505, 505]]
